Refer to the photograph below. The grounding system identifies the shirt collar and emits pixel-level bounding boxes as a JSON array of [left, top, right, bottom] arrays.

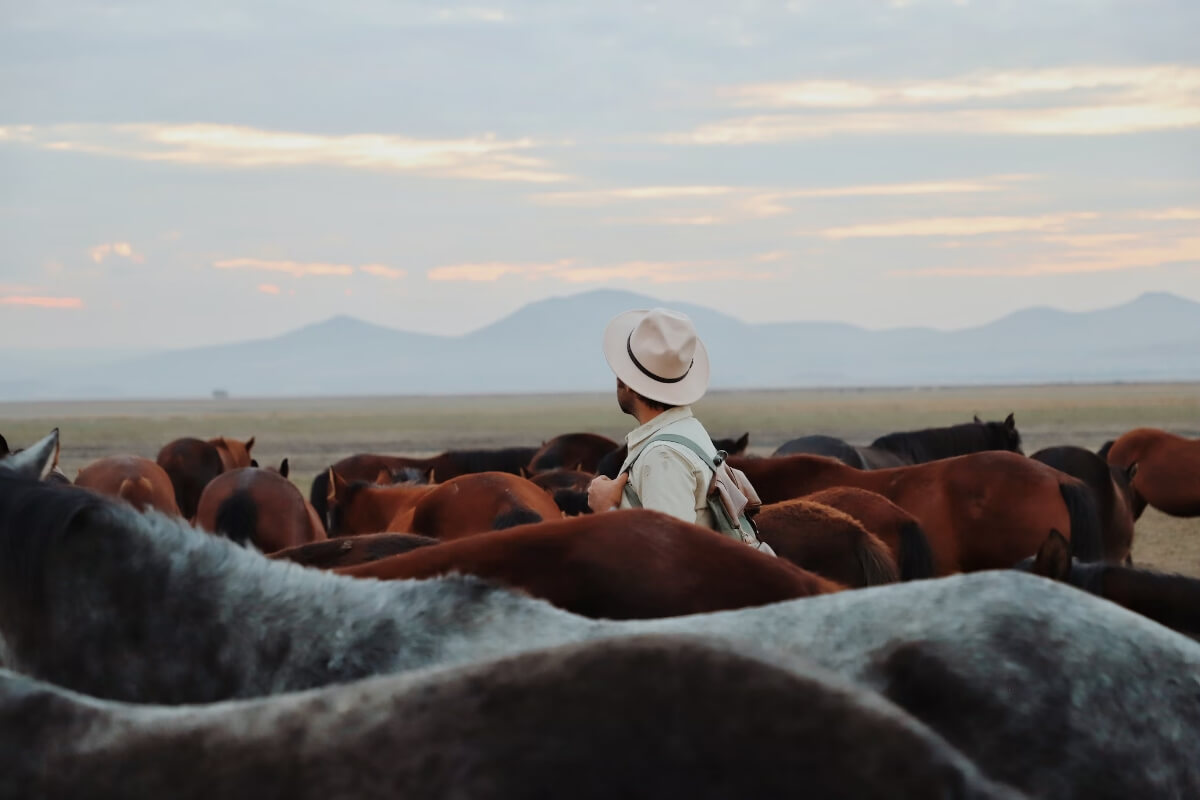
[[625, 405, 695, 451]]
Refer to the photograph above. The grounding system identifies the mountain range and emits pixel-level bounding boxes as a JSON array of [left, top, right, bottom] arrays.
[[2, 290, 1199, 400]]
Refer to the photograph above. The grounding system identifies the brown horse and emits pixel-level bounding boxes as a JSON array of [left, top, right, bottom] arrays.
[[1032, 445, 1138, 564], [729, 451, 1105, 574], [270, 532, 439, 569], [195, 467, 325, 553], [800, 487, 936, 581], [156, 436, 255, 518], [74, 455, 180, 516], [528, 433, 620, 474], [1021, 530, 1200, 641], [755, 499, 899, 587], [595, 433, 750, 478], [338, 509, 842, 619], [308, 446, 536, 530], [1101, 428, 1200, 518], [327, 470, 561, 539]]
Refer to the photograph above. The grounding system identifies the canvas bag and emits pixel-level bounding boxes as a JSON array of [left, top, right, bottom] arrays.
[[622, 433, 775, 556]]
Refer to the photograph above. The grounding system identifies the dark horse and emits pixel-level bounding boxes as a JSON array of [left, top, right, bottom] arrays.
[[773, 415, 1022, 469], [1018, 530, 1200, 641], [309, 446, 538, 531], [1031, 446, 1138, 564], [527, 433, 620, 474], [595, 432, 751, 478], [156, 436, 256, 519]]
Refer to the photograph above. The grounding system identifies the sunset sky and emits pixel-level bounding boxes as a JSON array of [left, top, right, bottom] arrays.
[[2, 0, 1198, 350]]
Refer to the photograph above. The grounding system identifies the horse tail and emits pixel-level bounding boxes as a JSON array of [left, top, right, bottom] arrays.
[[309, 469, 331, 532], [215, 491, 259, 548], [552, 489, 592, 516], [1097, 440, 1114, 459], [855, 531, 900, 586], [493, 508, 544, 530], [1059, 481, 1103, 562], [896, 519, 936, 580]]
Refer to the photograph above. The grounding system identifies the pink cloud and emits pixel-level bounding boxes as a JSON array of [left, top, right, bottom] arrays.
[[359, 263, 407, 280], [427, 258, 773, 284], [89, 241, 145, 264], [257, 283, 282, 295], [214, 258, 355, 277], [1, 295, 84, 309]]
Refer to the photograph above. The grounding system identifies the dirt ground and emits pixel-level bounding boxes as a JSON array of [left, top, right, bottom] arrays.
[[3, 382, 1197, 575]]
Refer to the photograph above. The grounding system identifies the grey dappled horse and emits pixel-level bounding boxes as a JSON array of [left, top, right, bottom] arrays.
[[2, 431, 1199, 799]]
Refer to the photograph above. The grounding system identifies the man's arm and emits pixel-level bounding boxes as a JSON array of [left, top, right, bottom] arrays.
[[632, 446, 701, 524]]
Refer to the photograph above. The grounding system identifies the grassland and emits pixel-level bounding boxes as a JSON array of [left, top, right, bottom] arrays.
[[3, 382, 1197, 575]]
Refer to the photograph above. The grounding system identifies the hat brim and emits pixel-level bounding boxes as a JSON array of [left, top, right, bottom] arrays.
[[602, 310, 710, 407]]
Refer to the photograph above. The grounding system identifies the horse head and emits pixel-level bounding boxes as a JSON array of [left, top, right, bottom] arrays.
[[0, 429, 59, 481], [975, 413, 1022, 455]]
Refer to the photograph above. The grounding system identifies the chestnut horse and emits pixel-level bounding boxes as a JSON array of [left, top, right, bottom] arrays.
[[755, 499, 900, 587], [339, 509, 842, 619], [1019, 530, 1200, 641], [595, 433, 750, 478], [195, 467, 325, 553], [528, 433, 619, 474], [799, 487, 936, 581], [326, 470, 561, 539], [270, 532, 439, 570], [74, 456, 180, 516], [1032, 445, 1138, 564], [1101, 428, 1200, 518], [729, 451, 1104, 574], [156, 436, 255, 518], [772, 415, 1022, 469], [308, 446, 537, 530]]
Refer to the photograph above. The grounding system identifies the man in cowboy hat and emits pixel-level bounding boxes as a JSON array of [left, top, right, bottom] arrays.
[[587, 307, 718, 527]]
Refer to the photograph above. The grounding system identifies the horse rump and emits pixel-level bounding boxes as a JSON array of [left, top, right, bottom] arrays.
[[1058, 481, 1103, 562], [214, 491, 258, 548]]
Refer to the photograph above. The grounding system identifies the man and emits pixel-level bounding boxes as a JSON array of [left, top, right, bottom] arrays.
[[587, 307, 718, 527]]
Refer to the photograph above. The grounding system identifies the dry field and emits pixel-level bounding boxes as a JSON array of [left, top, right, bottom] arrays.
[[3, 382, 1197, 575]]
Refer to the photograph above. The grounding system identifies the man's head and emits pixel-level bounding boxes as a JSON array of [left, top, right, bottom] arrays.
[[603, 308, 709, 418]]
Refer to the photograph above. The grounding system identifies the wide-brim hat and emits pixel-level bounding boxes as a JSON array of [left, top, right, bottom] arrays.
[[603, 308, 710, 407]]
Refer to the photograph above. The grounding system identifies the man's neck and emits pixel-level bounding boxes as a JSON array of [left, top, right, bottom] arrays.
[[633, 407, 664, 426]]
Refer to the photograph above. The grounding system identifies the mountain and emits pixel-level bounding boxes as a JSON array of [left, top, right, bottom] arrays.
[[2, 291, 1199, 400]]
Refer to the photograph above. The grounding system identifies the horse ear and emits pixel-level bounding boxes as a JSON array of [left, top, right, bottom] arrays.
[[0, 433, 8, 456], [327, 468, 347, 504], [736, 432, 749, 452], [519, 466, 528, 479], [375, 468, 391, 485], [278, 458, 289, 479], [1032, 530, 1072, 581], [0, 429, 59, 481], [245, 436, 255, 453], [574, 462, 584, 472], [1004, 413, 1015, 428], [250, 459, 259, 468], [427, 468, 436, 484], [973, 415, 983, 424]]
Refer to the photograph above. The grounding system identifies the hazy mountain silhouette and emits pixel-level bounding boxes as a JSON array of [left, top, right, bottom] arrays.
[[2, 290, 1198, 400]]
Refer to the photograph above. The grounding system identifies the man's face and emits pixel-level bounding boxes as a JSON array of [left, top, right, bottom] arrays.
[[616, 378, 635, 416]]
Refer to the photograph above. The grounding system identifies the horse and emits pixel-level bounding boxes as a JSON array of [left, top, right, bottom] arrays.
[[773, 415, 1022, 469], [754, 499, 900, 587], [595, 432, 751, 478], [0, 637, 1022, 800], [1018, 530, 1200, 641], [156, 436, 256, 518], [1101, 428, 1200, 518], [339, 510, 842, 619], [326, 470, 561, 538], [269, 532, 440, 570], [528, 433, 619, 474], [73, 455, 181, 516], [3, 442, 1200, 797], [1030, 446, 1138, 564], [529, 468, 595, 515], [800, 487, 936, 581], [729, 451, 1105, 573], [308, 446, 537, 529], [194, 467, 326, 553]]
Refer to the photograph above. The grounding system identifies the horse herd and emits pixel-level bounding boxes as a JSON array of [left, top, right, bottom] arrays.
[[1, 419, 1198, 797]]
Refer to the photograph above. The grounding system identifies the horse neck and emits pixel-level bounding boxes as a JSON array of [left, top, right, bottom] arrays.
[[871, 424, 989, 463], [1099, 567, 1200, 636], [362, 484, 434, 529]]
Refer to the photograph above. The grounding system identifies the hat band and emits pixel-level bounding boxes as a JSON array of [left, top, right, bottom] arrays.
[[627, 332, 692, 385]]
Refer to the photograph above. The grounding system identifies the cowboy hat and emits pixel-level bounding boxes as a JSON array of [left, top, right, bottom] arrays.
[[603, 308, 710, 406]]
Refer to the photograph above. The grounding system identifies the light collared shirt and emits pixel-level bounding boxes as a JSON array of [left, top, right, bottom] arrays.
[[619, 405, 716, 528]]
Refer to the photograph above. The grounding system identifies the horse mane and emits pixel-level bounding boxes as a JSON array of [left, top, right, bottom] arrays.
[[1065, 561, 1200, 637], [870, 422, 1017, 464], [442, 447, 540, 476]]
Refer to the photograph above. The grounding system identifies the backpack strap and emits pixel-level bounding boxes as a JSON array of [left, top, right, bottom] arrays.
[[621, 433, 720, 509]]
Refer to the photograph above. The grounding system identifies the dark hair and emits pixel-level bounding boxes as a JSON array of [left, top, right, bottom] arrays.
[[635, 391, 677, 413]]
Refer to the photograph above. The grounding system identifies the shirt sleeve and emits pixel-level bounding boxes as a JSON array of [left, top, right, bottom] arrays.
[[629, 445, 702, 524]]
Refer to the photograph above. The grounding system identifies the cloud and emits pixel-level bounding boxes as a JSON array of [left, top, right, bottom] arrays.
[[359, 263, 407, 280], [897, 236, 1200, 277], [433, 7, 507, 23], [664, 65, 1200, 143], [1133, 208, 1200, 221], [2, 123, 568, 183], [427, 258, 772, 284], [89, 241, 144, 264], [257, 283, 282, 295], [214, 258, 356, 277], [820, 212, 1097, 239], [0, 295, 84, 309]]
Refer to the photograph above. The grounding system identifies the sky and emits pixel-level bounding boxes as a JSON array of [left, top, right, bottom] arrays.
[[2, 0, 1199, 350]]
